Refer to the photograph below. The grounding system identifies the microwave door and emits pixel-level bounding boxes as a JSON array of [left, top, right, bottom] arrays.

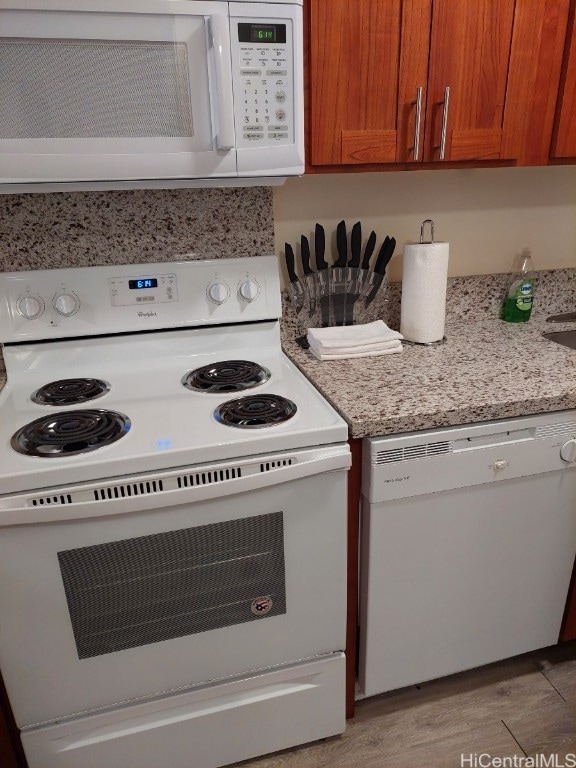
[[0, 2, 238, 185]]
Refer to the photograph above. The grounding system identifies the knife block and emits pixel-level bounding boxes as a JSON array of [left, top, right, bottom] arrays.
[[289, 273, 388, 333]]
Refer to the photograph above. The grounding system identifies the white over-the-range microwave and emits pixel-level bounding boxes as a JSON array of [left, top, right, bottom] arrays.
[[0, 0, 304, 192]]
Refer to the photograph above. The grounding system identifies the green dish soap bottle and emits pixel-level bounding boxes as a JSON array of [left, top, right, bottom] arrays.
[[501, 248, 535, 323]]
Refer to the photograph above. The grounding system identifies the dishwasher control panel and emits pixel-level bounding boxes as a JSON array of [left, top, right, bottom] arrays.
[[363, 411, 576, 503]]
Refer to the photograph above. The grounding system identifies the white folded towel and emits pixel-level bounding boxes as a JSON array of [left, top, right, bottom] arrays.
[[309, 344, 403, 361], [308, 338, 402, 356], [307, 320, 403, 349]]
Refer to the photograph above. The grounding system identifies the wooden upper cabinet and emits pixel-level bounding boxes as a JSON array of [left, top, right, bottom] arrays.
[[309, 0, 411, 165], [307, 0, 571, 169], [424, 0, 515, 163], [551, 1, 576, 158]]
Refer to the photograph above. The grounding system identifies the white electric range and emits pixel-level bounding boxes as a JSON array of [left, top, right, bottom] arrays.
[[0, 256, 350, 768]]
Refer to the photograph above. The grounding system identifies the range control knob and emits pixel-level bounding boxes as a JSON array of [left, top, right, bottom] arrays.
[[238, 280, 260, 302], [207, 282, 230, 305], [560, 439, 576, 463], [16, 294, 44, 320], [53, 292, 80, 317]]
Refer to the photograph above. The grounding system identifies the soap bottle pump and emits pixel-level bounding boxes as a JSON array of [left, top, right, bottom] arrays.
[[501, 248, 535, 323]]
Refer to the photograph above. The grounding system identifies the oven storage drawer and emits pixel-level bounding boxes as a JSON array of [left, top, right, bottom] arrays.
[[21, 654, 345, 768]]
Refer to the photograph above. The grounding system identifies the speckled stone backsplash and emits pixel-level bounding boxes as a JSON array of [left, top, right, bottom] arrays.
[[0, 187, 274, 272]]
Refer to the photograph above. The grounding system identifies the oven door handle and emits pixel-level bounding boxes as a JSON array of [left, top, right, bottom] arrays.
[[0, 445, 351, 526]]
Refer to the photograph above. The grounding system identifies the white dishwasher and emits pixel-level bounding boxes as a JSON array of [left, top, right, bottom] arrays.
[[359, 410, 576, 698]]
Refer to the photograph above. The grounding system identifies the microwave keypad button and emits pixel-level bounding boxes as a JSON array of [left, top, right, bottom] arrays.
[[266, 70, 288, 77], [275, 91, 287, 103], [241, 69, 262, 77], [268, 125, 285, 131], [275, 109, 286, 121]]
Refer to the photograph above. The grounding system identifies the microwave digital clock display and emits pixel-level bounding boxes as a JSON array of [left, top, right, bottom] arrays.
[[238, 23, 287, 44]]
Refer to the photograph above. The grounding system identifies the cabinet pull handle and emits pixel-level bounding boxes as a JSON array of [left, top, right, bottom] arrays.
[[412, 86, 423, 161], [438, 86, 450, 160]]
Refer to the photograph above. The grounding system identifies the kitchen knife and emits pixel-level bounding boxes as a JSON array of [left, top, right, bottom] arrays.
[[332, 220, 348, 325], [361, 231, 377, 270], [365, 237, 396, 307], [314, 224, 330, 326], [300, 234, 316, 317], [284, 242, 305, 314], [344, 221, 363, 324]]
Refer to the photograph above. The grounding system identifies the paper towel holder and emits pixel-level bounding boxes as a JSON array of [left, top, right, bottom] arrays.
[[420, 218, 435, 244], [403, 217, 447, 347]]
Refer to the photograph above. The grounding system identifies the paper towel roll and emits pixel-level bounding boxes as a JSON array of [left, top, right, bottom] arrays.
[[400, 241, 449, 343]]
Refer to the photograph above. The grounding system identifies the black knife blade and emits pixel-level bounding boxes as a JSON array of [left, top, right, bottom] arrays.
[[349, 221, 362, 268]]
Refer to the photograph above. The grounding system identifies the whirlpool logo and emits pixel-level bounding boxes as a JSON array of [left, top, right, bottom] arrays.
[[137, 311, 158, 318], [383, 476, 410, 483]]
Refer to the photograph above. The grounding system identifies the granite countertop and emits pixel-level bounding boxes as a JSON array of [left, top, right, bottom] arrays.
[[281, 270, 576, 439]]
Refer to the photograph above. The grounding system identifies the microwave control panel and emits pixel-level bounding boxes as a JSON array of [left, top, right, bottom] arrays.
[[231, 19, 294, 148]]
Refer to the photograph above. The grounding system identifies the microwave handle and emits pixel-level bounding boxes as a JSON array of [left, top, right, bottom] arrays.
[[209, 14, 236, 150]]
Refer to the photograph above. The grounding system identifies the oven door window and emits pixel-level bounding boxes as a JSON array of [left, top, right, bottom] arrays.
[[58, 512, 286, 659]]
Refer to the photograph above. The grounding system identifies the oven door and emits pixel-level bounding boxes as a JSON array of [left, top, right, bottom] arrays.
[[0, 0, 238, 185], [0, 445, 349, 728]]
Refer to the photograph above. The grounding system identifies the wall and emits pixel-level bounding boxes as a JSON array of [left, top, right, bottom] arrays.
[[273, 166, 576, 283], [0, 188, 274, 272]]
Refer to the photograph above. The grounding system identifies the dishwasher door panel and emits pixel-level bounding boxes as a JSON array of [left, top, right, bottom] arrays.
[[359, 470, 576, 697]]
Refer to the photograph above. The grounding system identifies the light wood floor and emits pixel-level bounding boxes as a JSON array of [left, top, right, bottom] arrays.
[[234, 642, 576, 768]]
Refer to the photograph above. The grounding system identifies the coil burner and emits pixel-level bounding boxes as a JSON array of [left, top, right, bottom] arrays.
[[11, 409, 131, 457], [182, 360, 271, 393], [215, 394, 297, 428], [31, 378, 111, 406]]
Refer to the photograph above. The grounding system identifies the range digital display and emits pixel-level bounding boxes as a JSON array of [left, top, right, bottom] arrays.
[[238, 23, 287, 44], [129, 278, 158, 290]]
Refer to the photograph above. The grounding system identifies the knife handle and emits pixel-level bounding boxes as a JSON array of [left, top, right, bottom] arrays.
[[349, 221, 362, 268], [315, 223, 329, 270], [361, 231, 377, 270], [300, 235, 313, 275], [285, 243, 298, 283], [334, 220, 348, 268]]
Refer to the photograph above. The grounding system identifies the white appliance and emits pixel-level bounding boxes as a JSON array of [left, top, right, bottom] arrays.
[[0, 256, 350, 768], [0, 0, 304, 193], [359, 415, 576, 698]]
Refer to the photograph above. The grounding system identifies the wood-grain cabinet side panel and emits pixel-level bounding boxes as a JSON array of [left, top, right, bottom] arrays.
[[551, 0, 576, 158]]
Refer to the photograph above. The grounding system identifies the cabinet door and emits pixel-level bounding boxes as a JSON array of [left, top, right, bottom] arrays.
[[308, 0, 430, 166], [424, 0, 516, 162], [552, 3, 576, 158]]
